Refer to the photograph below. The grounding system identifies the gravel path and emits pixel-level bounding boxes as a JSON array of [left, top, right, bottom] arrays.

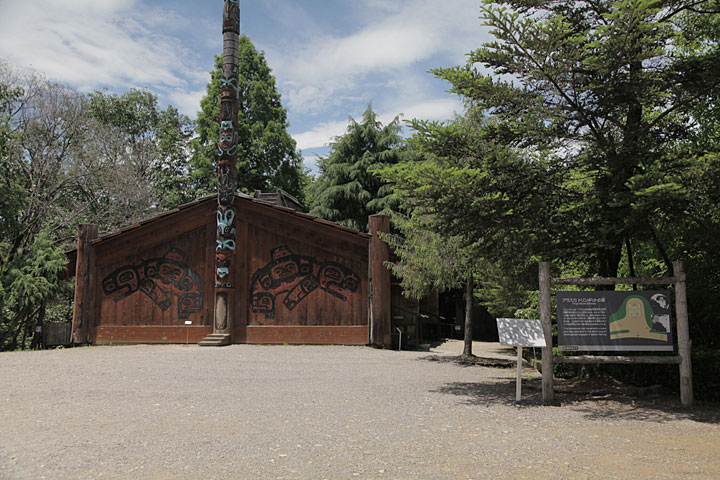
[[1, 344, 718, 479]]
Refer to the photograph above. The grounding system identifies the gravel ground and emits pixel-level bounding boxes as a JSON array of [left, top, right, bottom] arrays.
[[1, 344, 719, 480]]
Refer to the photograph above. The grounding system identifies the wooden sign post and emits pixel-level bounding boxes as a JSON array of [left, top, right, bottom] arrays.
[[538, 261, 693, 406]]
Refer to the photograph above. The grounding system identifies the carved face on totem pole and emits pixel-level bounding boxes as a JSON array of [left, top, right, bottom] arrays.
[[223, 0, 240, 33], [216, 252, 233, 289]]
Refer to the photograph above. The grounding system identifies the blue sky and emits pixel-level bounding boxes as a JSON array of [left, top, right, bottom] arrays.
[[0, 0, 491, 173]]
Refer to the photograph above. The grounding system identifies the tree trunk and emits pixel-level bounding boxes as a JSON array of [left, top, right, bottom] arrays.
[[648, 222, 673, 277], [0, 308, 26, 349], [625, 237, 637, 291], [463, 274, 473, 357], [597, 243, 622, 291], [20, 318, 29, 350]]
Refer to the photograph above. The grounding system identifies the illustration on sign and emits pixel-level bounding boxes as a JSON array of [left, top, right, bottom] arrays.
[[249, 245, 360, 318], [101, 248, 203, 319], [557, 291, 673, 352], [609, 294, 669, 341]]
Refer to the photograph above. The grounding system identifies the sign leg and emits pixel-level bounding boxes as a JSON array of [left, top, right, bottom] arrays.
[[516, 346, 523, 402]]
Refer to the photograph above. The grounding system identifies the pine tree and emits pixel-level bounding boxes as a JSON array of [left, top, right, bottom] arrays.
[[433, 0, 720, 278], [308, 105, 407, 232]]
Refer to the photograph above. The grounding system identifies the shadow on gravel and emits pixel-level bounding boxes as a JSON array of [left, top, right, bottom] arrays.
[[421, 354, 515, 368], [432, 379, 720, 425]]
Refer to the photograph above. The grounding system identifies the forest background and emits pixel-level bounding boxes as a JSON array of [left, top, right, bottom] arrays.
[[1, 0, 719, 399]]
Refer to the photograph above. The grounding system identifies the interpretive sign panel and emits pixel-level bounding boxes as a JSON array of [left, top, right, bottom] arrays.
[[558, 291, 673, 351], [497, 318, 546, 347]]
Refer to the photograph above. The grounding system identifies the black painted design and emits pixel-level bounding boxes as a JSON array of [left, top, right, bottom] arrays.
[[249, 245, 360, 318], [101, 248, 203, 319]]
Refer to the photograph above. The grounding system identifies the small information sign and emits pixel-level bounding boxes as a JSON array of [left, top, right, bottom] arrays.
[[496, 318, 546, 402], [496, 318, 546, 347]]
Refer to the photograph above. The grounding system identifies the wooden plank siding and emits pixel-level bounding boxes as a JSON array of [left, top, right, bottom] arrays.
[[239, 212, 368, 344], [83, 195, 370, 345], [96, 326, 212, 344], [95, 225, 212, 334]]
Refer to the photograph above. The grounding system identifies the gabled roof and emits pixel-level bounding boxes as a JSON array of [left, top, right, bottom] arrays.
[[67, 193, 368, 256]]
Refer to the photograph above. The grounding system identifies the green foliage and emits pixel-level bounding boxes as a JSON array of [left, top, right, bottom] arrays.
[[384, 115, 552, 257], [191, 35, 306, 200], [382, 211, 475, 300], [379, 114, 550, 317], [0, 232, 69, 350], [433, 0, 720, 278], [381, 1, 720, 371], [0, 81, 22, 161], [0, 62, 195, 351], [87, 89, 195, 212], [4, 232, 67, 310], [308, 105, 409, 232]]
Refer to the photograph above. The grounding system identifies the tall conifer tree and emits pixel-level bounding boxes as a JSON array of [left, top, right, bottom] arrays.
[[308, 106, 407, 232], [191, 35, 305, 200]]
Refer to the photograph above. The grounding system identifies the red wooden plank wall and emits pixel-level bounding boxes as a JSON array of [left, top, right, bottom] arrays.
[[95, 225, 213, 335], [87, 197, 370, 345], [233, 199, 368, 344]]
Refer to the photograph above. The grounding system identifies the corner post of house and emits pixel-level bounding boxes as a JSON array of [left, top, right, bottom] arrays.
[[71, 224, 98, 345], [673, 260, 693, 406], [539, 261, 554, 403], [369, 214, 391, 348]]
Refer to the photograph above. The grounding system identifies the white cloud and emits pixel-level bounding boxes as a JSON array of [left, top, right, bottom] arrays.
[[302, 153, 323, 176], [165, 88, 206, 119], [292, 97, 462, 153], [0, 0, 488, 135], [292, 119, 349, 150], [0, 0, 207, 117], [271, 0, 488, 113], [379, 100, 461, 131]]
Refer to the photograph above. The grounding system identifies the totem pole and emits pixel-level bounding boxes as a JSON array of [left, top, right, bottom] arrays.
[[214, 0, 240, 336]]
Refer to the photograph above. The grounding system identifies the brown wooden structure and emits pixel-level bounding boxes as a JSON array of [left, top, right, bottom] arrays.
[[69, 194, 396, 346]]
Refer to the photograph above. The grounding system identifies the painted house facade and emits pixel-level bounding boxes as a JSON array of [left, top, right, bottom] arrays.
[[69, 194, 393, 346]]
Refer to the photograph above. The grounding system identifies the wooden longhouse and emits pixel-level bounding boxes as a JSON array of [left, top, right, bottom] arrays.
[[69, 193, 396, 347]]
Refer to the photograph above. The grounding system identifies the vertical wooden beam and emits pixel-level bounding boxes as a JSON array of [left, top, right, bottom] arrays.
[[673, 261, 693, 406], [71, 224, 98, 345], [369, 215, 391, 347], [539, 261, 554, 402], [233, 219, 249, 342]]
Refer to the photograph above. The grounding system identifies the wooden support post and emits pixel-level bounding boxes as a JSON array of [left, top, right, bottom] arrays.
[[71, 224, 98, 345], [369, 214, 391, 348], [539, 261, 554, 402], [516, 346, 523, 402], [674, 261, 693, 406]]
